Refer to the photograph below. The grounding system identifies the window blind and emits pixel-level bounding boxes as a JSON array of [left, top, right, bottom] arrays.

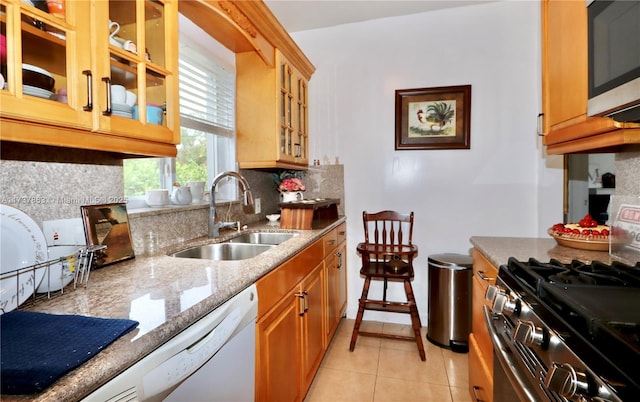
[[179, 44, 235, 137]]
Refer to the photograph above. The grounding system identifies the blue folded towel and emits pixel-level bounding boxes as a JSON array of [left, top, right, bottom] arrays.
[[1, 310, 138, 395]]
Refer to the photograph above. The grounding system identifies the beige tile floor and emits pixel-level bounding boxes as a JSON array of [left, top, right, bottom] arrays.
[[304, 319, 472, 402]]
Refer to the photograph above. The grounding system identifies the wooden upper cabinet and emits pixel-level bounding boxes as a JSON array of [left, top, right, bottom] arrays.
[[0, 0, 94, 130], [541, 0, 640, 155], [541, 0, 588, 132], [0, 0, 179, 157], [236, 49, 310, 169], [180, 1, 315, 170]]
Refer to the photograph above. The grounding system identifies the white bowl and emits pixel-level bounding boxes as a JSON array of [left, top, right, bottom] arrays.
[[266, 214, 280, 222]]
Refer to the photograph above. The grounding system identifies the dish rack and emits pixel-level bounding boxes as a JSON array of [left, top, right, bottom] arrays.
[[0, 245, 106, 313]]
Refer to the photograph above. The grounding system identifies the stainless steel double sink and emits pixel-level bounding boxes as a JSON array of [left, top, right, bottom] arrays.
[[169, 231, 298, 261]]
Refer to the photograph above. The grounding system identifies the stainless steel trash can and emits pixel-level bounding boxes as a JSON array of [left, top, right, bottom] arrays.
[[426, 253, 473, 353]]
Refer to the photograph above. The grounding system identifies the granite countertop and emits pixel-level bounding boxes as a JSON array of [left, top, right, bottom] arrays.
[[470, 236, 635, 267], [3, 218, 346, 402]]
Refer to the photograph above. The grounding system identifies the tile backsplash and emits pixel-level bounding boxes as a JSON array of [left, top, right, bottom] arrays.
[[0, 158, 346, 254]]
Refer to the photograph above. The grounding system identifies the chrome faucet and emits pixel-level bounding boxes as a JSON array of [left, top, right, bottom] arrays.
[[209, 171, 255, 238]]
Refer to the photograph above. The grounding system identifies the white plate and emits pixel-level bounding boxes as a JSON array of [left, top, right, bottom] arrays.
[[112, 112, 133, 118], [23, 85, 53, 99], [36, 246, 81, 293], [0, 205, 47, 312], [22, 63, 53, 79], [112, 103, 132, 112]]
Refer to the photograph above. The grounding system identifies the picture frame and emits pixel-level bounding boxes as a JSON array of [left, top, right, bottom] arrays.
[[395, 85, 471, 150], [80, 203, 135, 268]]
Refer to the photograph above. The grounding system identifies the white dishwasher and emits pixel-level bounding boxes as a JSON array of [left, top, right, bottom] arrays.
[[84, 284, 257, 402]]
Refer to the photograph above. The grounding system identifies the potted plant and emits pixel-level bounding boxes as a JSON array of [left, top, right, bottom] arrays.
[[273, 171, 307, 202]]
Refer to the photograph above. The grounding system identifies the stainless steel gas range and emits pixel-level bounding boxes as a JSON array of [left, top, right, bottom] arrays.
[[485, 257, 640, 402]]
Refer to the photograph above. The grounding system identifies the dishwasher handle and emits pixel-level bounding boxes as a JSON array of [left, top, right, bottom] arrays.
[[142, 306, 245, 397]]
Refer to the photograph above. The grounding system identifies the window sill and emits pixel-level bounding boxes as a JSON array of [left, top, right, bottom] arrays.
[[127, 200, 243, 218], [128, 202, 210, 218]]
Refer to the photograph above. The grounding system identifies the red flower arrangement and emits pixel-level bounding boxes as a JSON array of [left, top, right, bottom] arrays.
[[278, 178, 306, 193]]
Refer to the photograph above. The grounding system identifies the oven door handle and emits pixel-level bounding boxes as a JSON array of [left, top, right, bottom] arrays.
[[483, 305, 539, 402]]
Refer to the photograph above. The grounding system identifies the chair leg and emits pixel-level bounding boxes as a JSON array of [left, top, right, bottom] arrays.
[[382, 277, 388, 302], [350, 277, 371, 351], [404, 279, 426, 361]]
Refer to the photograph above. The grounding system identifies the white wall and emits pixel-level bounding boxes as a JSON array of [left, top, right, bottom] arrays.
[[292, 1, 564, 324]]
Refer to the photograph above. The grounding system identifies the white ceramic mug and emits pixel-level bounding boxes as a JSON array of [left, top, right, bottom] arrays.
[[125, 91, 137, 107], [111, 85, 126, 105], [109, 20, 120, 39], [187, 181, 206, 203], [171, 186, 192, 205], [145, 189, 169, 207]]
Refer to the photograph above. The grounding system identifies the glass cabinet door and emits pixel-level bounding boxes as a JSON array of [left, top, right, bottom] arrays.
[[279, 58, 294, 161], [0, 0, 93, 129], [100, 0, 175, 143], [296, 78, 308, 162]]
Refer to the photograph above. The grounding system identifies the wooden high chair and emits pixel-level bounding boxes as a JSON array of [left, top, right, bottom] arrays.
[[349, 210, 425, 361]]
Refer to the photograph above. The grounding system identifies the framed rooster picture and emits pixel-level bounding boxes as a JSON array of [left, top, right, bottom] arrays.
[[395, 85, 471, 150]]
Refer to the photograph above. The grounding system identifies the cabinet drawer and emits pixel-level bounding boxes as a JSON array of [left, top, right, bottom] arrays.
[[472, 249, 498, 287], [336, 222, 346, 245], [472, 276, 493, 368], [469, 334, 493, 402], [256, 239, 323, 318], [323, 228, 338, 256]]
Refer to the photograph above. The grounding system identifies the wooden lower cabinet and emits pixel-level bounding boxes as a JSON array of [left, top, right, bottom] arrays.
[[256, 224, 347, 402], [469, 334, 493, 402], [300, 264, 325, 393], [256, 261, 324, 402], [468, 248, 498, 402], [255, 289, 300, 402], [325, 222, 347, 343]]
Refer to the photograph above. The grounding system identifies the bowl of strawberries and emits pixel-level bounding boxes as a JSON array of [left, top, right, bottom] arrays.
[[548, 214, 610, 251]]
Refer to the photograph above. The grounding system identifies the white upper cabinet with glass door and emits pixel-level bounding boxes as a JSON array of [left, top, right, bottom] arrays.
[[0, 0, 179, 157]]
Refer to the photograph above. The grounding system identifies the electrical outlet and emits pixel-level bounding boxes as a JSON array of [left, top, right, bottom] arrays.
[[255, 198, 261, 214]]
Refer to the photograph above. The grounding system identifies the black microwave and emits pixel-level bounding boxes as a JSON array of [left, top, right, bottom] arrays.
[[587, 0, 640, 122]]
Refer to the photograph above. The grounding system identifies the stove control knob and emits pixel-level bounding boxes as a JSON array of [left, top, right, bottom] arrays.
[[545, 363, 589, 398], [513, 321, 544, 346], [492, 292, 518, 316], [484, 285, 502, 303]]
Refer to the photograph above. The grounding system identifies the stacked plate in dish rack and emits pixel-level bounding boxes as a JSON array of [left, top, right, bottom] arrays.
[[0, 205, 47, 312], [112, 103, 133, 119]]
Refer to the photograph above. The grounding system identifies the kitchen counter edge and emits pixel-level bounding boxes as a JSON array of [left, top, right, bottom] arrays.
[[469, 235, 633, 268]]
